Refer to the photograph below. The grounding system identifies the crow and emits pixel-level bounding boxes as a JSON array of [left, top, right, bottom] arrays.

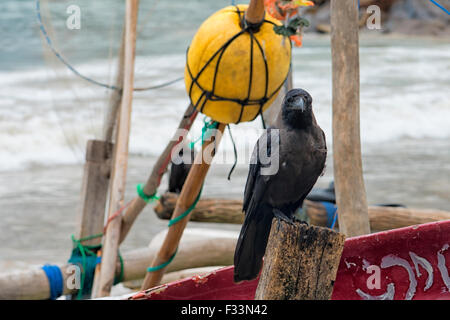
[[168, 144, 196, 194], [233, 88, 327, 282]]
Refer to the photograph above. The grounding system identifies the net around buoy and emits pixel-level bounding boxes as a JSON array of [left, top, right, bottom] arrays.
[[185, 5, 291, 124]]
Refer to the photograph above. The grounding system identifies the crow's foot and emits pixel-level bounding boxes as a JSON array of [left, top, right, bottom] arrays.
[[273, 208, 296, 226]]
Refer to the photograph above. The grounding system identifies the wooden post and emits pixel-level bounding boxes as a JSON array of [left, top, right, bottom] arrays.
[[140, 123, 226, 290], [330, 0, 371, 237], [74, 140, 113, 247], [245, 0, 265, 24], [255, 219, 345, 300], [92, 0, 140, 298], [119, 104, 198, 243]]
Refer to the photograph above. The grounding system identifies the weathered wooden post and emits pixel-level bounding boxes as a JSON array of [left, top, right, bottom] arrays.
[[91, 0, 140, 298], [255, 219, 345, 300], [330, 0, 371, 236], [74, 140, 113, 247], [140, 123, 226, 290]]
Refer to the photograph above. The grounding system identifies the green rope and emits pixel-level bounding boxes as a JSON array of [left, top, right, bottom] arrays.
[[136, 184, 160, 203], [147, 248, 178, 272], [189, 118, 219, 149], [147, 187, 203, 273], [146, 119, 216, 274], [68, 234, 124, 299], [69, 234, 101, 300], [116, 250, 124, 285], [168, 186, 203, 227]]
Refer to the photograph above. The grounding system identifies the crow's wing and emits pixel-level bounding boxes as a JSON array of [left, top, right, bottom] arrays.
[[243, 128, 279, 214]]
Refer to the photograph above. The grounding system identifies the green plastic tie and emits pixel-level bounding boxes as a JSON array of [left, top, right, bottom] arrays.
[[137, 184, 159, 203], [189, 118, 219, 149]]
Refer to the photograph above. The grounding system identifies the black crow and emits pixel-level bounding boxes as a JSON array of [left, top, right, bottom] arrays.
[[234, 88, 327, 282], [168, 145, 195, 194]]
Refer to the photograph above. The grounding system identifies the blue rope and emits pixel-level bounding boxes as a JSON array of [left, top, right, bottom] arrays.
[[321, 201, 338, 229], [429, 0, 450, 15], [41, 264, 64, 300]]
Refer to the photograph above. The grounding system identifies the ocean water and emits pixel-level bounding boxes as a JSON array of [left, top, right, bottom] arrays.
[[0, 1, 449, 272]]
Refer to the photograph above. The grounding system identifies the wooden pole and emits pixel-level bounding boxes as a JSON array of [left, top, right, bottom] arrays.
[[330, 0, 371, 237], [92, 0, 140, 298], [74, 140, 113, 247], [140, 123, 226, 290], [119, 104, 198, 243], [255, 219, 345, 300], [245, 0, 265, 24], [155, 192, 244, 224], [103, 30, 126, 143]]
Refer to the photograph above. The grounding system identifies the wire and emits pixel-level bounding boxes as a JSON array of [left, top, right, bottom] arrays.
[[36, 0, 183, 92]]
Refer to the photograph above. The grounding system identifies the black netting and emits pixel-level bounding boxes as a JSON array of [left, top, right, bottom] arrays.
[[186, 6, 291, 124]]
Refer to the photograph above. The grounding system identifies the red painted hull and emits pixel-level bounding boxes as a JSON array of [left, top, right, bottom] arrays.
[[130, 220, 450, 300]]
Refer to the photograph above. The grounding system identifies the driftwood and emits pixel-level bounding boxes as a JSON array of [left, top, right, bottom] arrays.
[[154, 193, 450, 232], [255, 219, 345, 300], [155, 192, 244, 224], [331, 0, 371, 237], [0, 229, 237, 300]]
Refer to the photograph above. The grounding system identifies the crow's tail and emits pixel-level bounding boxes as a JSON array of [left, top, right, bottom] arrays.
[[233, 204, 273, 282]]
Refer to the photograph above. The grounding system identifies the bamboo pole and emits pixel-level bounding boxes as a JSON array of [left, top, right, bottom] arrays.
[[255, 219, 345, 300], [330, 0, 371, 237], [119, 104, 198, 243], [140, 123, 226, 290], [92, 0, 140, 298]]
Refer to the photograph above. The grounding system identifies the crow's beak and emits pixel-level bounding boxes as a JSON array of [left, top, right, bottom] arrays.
[[291, 96, 306, 112]]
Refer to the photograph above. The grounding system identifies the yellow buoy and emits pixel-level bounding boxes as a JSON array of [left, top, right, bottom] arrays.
[[185, 5, 291, 124]]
